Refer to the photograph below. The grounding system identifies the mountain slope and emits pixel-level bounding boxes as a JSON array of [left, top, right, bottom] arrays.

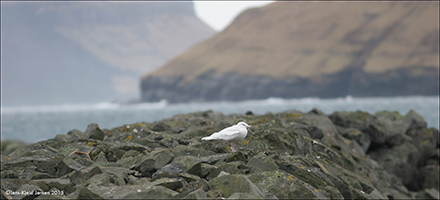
[[1, 1, 215, 106], [140, 1, 439, 103]]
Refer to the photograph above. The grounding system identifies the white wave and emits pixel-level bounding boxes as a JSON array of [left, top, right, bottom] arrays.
[[264, 97, 286, 105], [2, 96, 437, 114], [122, 99, 168, 110], [2, 101, 120, 114]]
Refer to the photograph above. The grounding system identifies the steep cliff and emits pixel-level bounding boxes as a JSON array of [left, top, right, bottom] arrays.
[[141, 1, 439, 103], [2, 1, 215, 106]]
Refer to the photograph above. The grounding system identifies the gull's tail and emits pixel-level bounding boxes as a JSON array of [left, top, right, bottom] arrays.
[[201, 136, 214, 140]]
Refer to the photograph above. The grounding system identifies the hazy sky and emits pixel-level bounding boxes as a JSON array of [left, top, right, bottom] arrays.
[[194, 1, 275, 31]]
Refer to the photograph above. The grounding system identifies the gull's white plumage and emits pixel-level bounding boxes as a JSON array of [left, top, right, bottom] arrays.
[[202, 122, 251, 152]]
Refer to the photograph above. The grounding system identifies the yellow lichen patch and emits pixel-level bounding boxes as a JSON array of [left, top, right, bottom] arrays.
[[242, 140, 249, 146], [287, 175, 293, 180], [125, 135, 133, 142], [179, 188, 183, 192], [261, 118, 269, 122], [106, 131, 112, 135], [225, 145, 231, 150], [285, 113, 303, 119], [87, 142, 96, 146], [314, 188, 319, 193], [301, 166, 305, 169]]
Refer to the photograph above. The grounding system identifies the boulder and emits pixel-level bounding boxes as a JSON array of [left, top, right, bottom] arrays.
[[133, 149, 174, 177], [67, 186, 104, 199], [208, 174, 264, 198], [246, 152, 279, 172], [84, 123, 106, 141], [172, 156, 203, 177], [182, 188, 208, 199], [248, 170, 322, 199], [151, 162, 186, 181]]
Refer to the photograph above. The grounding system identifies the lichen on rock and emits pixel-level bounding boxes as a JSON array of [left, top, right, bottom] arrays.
[[1, 109, 438, 199]]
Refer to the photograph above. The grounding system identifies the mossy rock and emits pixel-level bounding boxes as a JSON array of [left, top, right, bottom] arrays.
[[84, 123, 106, 141], [67, 186, 104, 199], [172, 156, 203, 177], [182, 188, 207, 199], [171, 145, 215, 157], [1, 140, 28, 155], [151, 163, 186, 181], [207, 174, 264, 198], [248, 170, 318, 199], [133, 149, 174, 177], [207, 161, 246, 179], [246, 152, 279, 172]]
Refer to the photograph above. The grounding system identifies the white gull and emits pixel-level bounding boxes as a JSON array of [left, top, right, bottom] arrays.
[[201, 122, 251, 152]]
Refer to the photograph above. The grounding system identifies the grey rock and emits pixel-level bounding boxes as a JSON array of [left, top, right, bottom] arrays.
[[227, 192, 264, 199], [248, 170, 318, 199], [150, 177, 188, 191], [208, 174, 264, 198], [421, 165, 440, 190], [404, 109, 428, 130], [133, 149, 174, 177], [151, 122, 172, 132], [246, 152, 279, 172], [172, 156, 203, 177], [207, 161, 246, 179], [30, 178, 74, 194], [122, 186, 178, 199], [171, 145, 215, 157], [307, 126, 324, 139], [183, 188, 208, 199], [67, 186, 104, 199], [151, 162, 186, 181], [84, 123, 105, 141], [1, 140, 28, 155], [64, 129, 85, 141]]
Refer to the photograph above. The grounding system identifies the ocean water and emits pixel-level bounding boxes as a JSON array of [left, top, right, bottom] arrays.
[[1, 96, 439, 143]]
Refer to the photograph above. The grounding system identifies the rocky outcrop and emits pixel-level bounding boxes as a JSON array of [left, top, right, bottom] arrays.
[[141, 2, 439, 103], [2, 2, 215, 106], [1, 109, 438, 199], [141, 67, 438, 103]]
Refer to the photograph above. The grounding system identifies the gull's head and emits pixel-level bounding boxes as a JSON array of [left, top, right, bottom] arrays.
[[237, 122, 251, 128]]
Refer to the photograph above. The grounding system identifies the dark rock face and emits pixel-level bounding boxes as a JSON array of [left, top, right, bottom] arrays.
[[1, 109, 439, 199], [140, 66, 439, 103]]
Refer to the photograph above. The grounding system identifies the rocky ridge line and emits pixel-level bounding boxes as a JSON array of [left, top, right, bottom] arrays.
[[1, 109, 439, 199]]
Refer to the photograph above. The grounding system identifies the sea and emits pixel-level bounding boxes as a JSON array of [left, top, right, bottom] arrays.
[[1, 96, 439, 143]]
